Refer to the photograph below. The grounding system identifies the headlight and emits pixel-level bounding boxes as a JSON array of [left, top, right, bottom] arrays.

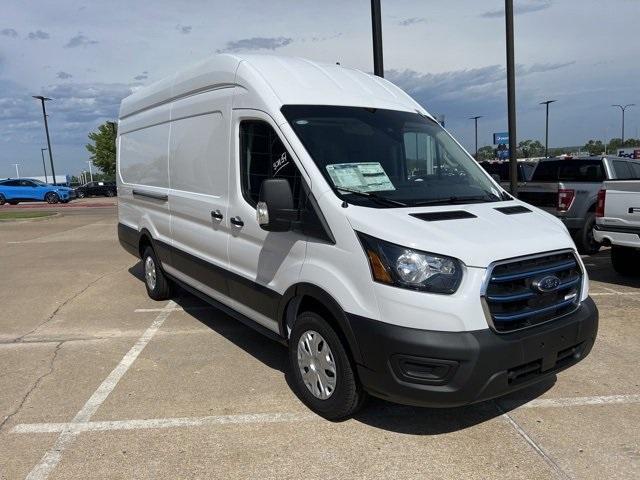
[[357, 232, 463, 294]]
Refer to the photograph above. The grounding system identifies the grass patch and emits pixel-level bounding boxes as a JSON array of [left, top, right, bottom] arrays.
[[0, 211, 57, 221]]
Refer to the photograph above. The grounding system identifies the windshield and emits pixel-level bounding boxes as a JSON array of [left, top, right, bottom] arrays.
[[282, 105, 503, 208]]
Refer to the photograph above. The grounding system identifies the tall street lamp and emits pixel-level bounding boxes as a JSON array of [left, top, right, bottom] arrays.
[[40, 148, 49, 183], [540, 100, 557, 158], [505, 0, 518, 196], [469, 116, 483, 159], [12, 163, 20, 178], [612, 104, 635, 144], [86, 161, 94, 182], [370, 0, 384, 77], [32, 96, 57, 185]]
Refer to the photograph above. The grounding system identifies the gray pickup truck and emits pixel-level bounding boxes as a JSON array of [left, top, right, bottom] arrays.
[[517, 156, 640, 254]]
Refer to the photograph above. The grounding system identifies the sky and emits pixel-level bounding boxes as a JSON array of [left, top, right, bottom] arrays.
[[1, 0, 639, 178]]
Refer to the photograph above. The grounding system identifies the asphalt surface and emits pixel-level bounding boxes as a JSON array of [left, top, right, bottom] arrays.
[[0, 204, 639, 479]]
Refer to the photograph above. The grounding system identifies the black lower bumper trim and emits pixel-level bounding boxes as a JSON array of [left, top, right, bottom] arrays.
[[347, 297, 598, 408]]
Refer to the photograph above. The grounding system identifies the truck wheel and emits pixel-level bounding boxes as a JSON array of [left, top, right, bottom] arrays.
[[611, 246, 640, 276], [142, 246, 173, 300], [45, 192, 60, 204], [289, 311, 366, 420], [576, 213, 600, 255]]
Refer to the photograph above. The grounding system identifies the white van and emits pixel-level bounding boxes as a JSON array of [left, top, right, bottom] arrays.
[[117, 54, 598, 419]]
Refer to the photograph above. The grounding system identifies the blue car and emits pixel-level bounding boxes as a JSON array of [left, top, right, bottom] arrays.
[[0, 178, 76, 205]]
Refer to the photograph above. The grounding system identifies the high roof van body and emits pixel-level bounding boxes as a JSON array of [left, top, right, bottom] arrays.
[[117, 54, 598, 419]]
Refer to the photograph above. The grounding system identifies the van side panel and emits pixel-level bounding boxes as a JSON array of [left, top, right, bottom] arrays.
[[117, 103, 171, 257], [168, 88, 233, 295]]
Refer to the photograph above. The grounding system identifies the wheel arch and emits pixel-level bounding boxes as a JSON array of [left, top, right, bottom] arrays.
[[278, 283, 363, 364]]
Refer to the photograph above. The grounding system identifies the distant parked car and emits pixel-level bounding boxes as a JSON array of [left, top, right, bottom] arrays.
[[75, 181, 117, 198], [517, 156, 640, 254], [0, 178, 76, 205]]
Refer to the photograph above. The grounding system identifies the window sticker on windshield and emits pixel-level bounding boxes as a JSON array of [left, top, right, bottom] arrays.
[[326, 162, 395, 192]]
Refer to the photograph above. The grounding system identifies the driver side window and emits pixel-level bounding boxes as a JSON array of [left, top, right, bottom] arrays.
[[239, 120, 302, 208]]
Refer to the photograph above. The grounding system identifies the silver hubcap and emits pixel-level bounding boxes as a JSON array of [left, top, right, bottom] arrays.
[[144, 256, 157, 290], [297, 330, 337, 400]]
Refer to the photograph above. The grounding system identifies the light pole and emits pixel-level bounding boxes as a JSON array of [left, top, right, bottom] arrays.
[[469, 116, 483, 159], [40, 148, 49, 183], [612, 104, 635, 144], [540, 100, 557, 158], [505, 0, 518, 196], [12, 163, 20, 178], [33, 96, 57, 185], [370, 0, 384, 77], [86, 161, 94, 182]]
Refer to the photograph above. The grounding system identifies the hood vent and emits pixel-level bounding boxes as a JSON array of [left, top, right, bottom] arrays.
[[410, 211, 477, 222], [495, 205, 532, 215]]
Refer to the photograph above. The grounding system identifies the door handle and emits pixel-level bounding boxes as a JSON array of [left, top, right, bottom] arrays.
[[211, 210, 224, 221], [230, 216, 244, 227]]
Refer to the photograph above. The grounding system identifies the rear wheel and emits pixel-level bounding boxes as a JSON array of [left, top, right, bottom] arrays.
[[576, 213, 600, 255], [142, 246, 173, 300], [45, 192, 60, 204], [611, 246, 640, 276], [106, 189, 116, 197], [289, 311, 366, 420]]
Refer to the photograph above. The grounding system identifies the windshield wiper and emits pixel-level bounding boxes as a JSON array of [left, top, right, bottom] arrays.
[[336, 187, 407, 207], [411, 194, 499, 206]]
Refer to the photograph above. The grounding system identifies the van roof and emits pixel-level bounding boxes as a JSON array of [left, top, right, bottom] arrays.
[[119, 54, 429, 120]]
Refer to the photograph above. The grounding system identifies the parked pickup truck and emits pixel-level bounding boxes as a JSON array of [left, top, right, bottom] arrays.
[[517, 156, 640, 254], [594, 180, 640, 275]]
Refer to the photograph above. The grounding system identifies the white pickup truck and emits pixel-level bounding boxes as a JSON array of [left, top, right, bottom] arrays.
[[594, 180, 640, 275]]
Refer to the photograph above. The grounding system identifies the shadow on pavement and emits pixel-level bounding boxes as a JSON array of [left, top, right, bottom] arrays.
[[128, 262, 554, 434], [582, 250, 640, 288]]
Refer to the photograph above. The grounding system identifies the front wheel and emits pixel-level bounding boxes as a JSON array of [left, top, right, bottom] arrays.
[[289, 312, 366, 420], [0, 194, 5, 205], [576, 213, 600, 255], [611, 246, 640, 276], [142, 246, 173, 300], [77, 191, 86, 198], [45, 192, 60, 204]]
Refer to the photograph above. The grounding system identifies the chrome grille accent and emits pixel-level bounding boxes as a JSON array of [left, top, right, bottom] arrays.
[[482, 250, 583, 333]]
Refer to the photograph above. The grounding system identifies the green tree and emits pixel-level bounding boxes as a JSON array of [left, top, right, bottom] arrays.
[[86, 121, 117, 176], [608, 137, 640, 152], [517, 139, 544, 158], [584, 139, 605, 156], [476, 145, 495, 161]]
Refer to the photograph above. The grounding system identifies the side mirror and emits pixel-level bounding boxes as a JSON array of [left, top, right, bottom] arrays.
[[256, 178, 297, 232]]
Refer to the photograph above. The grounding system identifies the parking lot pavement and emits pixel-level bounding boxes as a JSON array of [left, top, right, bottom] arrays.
[[1, 210, 639, 480]]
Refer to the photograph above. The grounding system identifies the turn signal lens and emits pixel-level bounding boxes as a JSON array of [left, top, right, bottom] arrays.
[[366, 250, 393, 284]]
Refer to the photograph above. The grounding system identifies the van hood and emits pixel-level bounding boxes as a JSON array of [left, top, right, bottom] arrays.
[[345, 201, 574, 268]]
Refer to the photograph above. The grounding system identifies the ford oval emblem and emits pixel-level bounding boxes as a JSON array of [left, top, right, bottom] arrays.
[[532, 275, 561, 293]]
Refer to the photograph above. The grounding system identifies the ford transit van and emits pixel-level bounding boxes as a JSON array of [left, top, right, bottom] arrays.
[[117, 54, 598, 419]]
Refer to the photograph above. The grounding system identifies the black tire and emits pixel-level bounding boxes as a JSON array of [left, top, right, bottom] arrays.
[[611, 246, 640, 276], [576, 213, 601, 255], [142, 246, 173, 300], [77, 190, 86, 198], [45, 192, 60, 204], [106, 189, 116, 197], [289, 311, 366, 420], [0, 194, 5, 205]]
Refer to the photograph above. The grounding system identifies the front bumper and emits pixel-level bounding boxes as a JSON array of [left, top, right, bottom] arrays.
[[348, 297, 598, 408]]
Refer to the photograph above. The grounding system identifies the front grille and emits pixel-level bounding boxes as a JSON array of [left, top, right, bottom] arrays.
[[483, 251, 582, 333]]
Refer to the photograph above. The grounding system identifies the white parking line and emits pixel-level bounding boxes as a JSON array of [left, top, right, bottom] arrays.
[[12, 393, 640, 437], [13, 412, 318, 434], [24, 300, 176, 480]]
